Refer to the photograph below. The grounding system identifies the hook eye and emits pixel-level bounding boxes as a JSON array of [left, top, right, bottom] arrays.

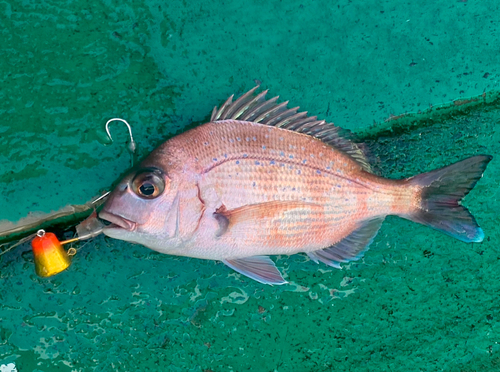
[[105, 118, 136, 153]]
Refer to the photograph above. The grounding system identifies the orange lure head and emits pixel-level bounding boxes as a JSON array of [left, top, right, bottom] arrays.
[[31, 230, 71, 277]]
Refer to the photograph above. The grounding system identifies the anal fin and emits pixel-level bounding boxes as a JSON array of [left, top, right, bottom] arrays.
[[223, 256, 287, 285], [308, 217, 384, 268]]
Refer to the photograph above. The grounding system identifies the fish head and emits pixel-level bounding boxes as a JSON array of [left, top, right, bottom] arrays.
[[99, 165, 181, 250]]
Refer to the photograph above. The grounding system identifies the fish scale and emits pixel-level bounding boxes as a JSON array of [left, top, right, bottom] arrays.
[[168, 120, 415, 255], [100, 87, 491, 285]]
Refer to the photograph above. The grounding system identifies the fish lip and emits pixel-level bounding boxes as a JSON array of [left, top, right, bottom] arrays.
[[99, 211, 137, 232]]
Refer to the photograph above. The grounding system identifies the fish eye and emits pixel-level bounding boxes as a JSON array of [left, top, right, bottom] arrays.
[[131, 169, 165, 199]]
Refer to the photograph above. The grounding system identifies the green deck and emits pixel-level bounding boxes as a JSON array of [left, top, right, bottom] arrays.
[[1, 1, 499, 371]]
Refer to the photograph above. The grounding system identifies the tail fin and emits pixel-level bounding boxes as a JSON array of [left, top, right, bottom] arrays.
[[407, 155, 492, 243]]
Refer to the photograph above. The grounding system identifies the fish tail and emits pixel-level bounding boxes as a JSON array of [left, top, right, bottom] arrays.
[[406, 155, 492, 243]]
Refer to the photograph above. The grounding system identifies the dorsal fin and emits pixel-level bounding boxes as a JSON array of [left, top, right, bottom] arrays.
[[211, 86, 372, 172]]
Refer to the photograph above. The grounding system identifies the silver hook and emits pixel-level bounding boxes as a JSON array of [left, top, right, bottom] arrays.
[[105, 118, 136, 153]]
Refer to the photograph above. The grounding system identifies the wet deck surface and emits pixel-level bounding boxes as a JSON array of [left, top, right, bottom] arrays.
[[1, 1, 499, 371]]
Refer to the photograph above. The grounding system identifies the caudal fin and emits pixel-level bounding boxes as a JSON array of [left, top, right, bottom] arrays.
[[407, 155, 492, 243]]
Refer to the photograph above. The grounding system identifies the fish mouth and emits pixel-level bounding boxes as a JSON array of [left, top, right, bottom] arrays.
[[99, 211, 137, 232]]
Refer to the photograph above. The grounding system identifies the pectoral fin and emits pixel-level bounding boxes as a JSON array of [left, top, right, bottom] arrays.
[[214, 200, 320, 236], [223, 256, 288, 285]]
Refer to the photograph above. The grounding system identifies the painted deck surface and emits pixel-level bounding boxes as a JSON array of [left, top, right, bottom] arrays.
[[1, 1, 499, 371]]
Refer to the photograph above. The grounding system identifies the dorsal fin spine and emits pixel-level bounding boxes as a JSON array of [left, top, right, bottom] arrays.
[[229, 90, 269, 121], [267, 106, 300, 127], [213, 95, 234, 121], [280, 112, 309, 129], [240, 96, 279, 121], [225, 86, 260, 119], [254, 101, 289, 123]]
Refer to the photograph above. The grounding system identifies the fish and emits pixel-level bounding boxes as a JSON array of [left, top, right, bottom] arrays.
[[99, 86, 492, 285]]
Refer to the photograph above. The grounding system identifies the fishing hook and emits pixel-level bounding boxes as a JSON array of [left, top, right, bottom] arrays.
[[105, 118, 136, 153]]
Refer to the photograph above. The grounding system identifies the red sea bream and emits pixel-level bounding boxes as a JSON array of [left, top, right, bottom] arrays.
[[99, 87, 491, 284]]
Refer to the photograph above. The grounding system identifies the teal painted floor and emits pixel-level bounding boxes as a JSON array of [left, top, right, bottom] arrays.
[[1, 0, 499, 371]]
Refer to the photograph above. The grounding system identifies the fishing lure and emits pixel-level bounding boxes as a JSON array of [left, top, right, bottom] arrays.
[[31, 211, 104, 277], [0, 118, 136, 277]]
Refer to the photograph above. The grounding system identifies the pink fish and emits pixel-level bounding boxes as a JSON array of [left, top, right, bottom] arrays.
[[99, 87, 491, 285]]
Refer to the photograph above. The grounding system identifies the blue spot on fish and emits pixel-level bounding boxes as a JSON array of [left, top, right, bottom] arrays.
[[243, 154, 248, 158], [252, 182, 256, 187], [302, 159, 307, 164], [262, 145, 267, 150], [289, 154, 294, 159], [237, 137, 241, 141], [280, 151, 285, 156], [236, 160, 240, 165], [213, 158, 217, 162], [270, 160, 276, 165], [316, 170, 321, 175], [255, 161, 260, 165]]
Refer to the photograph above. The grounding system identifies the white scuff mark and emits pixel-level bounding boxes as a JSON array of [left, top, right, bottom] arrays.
[[189, 284, 202, 302], [318, 283, 358, 303], [339, 288, 357, 297], [339, 276, 354, 287], [61, 360, 74, 368], [33, 338, 59, 360], [220, 289, 249, 305], [317, 268, 334, 274], [0, 363, 17, 372], [285, 281, 309, 292]]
